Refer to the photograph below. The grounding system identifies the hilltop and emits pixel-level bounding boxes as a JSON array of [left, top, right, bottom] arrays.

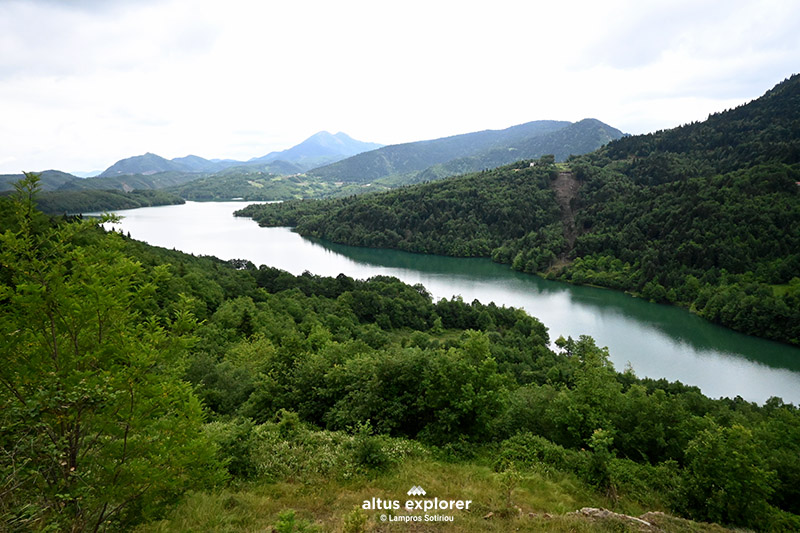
[[249, 130, 384, 170]]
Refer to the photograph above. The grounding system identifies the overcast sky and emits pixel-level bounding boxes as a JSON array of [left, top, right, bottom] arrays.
[[1, 0, 798, 174]]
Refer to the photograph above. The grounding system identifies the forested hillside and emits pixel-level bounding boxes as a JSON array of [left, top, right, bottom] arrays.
[[397, 119, 621, 186], [240, 75, 800, 345], [308, 119, 622, 185], [0, 170, 82, 192], [31, 188, 184, 214], [237, 161, 563, 257], [2, 173, 800, 531]]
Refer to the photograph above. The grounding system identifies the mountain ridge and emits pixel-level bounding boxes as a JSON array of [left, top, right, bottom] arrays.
[[94, 131, 384, 179], [2, 119, 623, 205], [307, 119, 622, 184]]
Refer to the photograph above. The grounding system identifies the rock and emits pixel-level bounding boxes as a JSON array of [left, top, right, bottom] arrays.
[[483, 512, 494, 520], [570, 507, 656, 530]]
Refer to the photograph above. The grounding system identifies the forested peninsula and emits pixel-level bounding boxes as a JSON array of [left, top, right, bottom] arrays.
[[238, 75, 800, 346], [2, 173, 800, 531], [33, 188, 185, 214]]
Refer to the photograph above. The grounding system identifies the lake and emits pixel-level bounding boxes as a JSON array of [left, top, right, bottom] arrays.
[[101, 201, 800, 405]]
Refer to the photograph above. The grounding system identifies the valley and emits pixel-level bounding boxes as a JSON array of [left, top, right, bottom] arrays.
[[3, 75, 800, 533]]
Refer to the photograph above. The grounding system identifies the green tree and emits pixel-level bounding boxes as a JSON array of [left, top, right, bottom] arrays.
[[679, 422, 777, 528], [548, 336, 621, 448], [0, 174, 224, 531]]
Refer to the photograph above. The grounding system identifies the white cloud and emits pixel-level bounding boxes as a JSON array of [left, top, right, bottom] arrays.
[[1, 0, 799, 173]]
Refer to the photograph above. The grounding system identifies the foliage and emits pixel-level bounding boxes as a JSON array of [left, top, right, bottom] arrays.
[[0, 174, 225, 531], [565, 161, 800, 344], [272, 509, 319, 533], [340, 507, 368, 533], [4, 173, 800, 530], [240, 158, 563, 259], [149, 247, 799, 529], [678, 423, 777, 529]]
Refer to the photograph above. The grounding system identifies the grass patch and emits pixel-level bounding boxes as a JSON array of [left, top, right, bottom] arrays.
[[136, 455, 733, 532], [772, 283, 791, 297]]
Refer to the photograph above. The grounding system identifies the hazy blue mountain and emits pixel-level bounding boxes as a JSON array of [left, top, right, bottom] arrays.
[[71, 170, 102, 178], [98, 153, 188, 177], [1, 167, 202, 193], [306, 119, 620, 184], [250, 131, 384, 171], [61, 171, 206, 192], [170, 155, 240, 173], [94, 132, 382, 178]]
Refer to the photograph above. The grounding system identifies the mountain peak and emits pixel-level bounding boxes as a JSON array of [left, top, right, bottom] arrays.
[[99, 153, 176, 177], [249, 132, 384, 169]]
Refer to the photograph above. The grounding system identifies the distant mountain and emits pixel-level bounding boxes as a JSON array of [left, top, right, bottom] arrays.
[[0, 170, 80, 192], [250, 131, 384, 171], [0, 169, 196, 194], [63, 171, 207, 192], [412, 119, 624, 184], [96, 153, 239, 178], [71, 170, 102, 178], [98, 153, 185, 177], [94, 132, 382, 179], [170, 155, 232, 173], [307, 119, 621, 184], [169, 122, 616, 201]]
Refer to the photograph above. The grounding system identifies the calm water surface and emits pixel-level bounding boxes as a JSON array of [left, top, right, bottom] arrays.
[[101, 201, 800, 404]]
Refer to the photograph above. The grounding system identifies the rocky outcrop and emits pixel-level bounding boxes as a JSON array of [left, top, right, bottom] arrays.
[[569, 507, 659, 531]]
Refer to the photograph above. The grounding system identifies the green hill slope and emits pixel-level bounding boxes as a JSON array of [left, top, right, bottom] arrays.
[[307, 120, 576, 183], [0, 169, 80, 192], [410, 119, 624, 185]]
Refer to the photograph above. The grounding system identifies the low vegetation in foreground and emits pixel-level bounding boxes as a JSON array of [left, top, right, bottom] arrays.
[[2, 174, 800, 532]]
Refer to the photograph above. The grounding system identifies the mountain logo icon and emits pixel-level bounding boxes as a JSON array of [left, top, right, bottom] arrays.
[[407, 485, 426, 496]]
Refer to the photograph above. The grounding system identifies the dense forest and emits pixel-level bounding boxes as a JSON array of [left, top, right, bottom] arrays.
[[239, 75, 800, 346], [28, 188, 185, 214], [2, 173, 800, 531], [238, 161, 562, 257]]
